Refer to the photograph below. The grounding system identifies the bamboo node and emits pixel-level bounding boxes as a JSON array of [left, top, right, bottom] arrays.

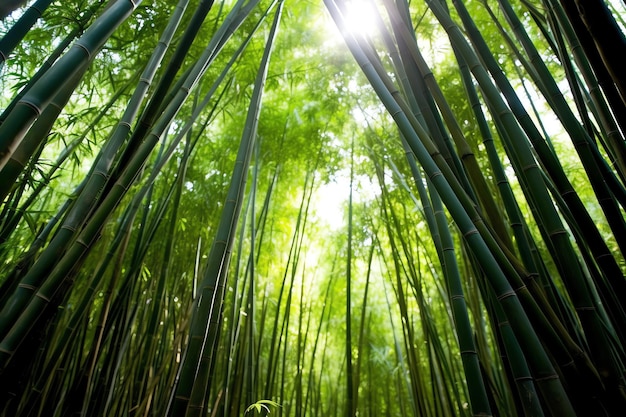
[[74, 42, 92, 59], [17, 283, 37, 291], [34, 292, 51, 302], [17, 98, 43, 116], [535, 374, 559, 382], [547, 228, 568, 238], [462, 228, 479, 239], [496, 290, 516, 301]]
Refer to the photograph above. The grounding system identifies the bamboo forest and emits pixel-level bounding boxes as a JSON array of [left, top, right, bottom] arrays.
[[2, 0, 626, 416]]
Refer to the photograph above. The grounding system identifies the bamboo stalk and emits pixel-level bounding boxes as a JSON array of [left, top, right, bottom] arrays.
[[0, 0, 142, 170]]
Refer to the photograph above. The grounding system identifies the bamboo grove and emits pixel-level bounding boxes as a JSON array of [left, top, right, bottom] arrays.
[[0, 0, 625, 416]]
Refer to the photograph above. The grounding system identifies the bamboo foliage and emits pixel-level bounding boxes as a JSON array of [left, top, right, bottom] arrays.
[[166, 2, 283, 415], [0, 0, 625, 416], [0, 0, 55, 68], [325, 0, 626, 415], [0, 0, 141, 169]]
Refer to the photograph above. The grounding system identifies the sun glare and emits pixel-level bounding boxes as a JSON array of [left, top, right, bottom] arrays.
[[341, 1, 379, 37]]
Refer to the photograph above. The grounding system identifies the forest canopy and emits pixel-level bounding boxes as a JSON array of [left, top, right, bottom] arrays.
[[1, 0, 626, 416]]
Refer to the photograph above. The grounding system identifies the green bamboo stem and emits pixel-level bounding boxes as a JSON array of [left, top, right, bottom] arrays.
[[566, 0, 626, 108], [382, 120, 493, 414], [0, 2, 98, 126], [0, 0, 184, 342], [363, 7, 589, 398], [474, 260, 546, 417], [454, 38, 583, 343], [492, 0, 626, 264], [345, 137, 355, 417], [325, 2, 576, 415], [17, 194, 138, 416], [354, 240, 374, 414], [374, 172, 434, 416], [443, 0, 626, 396], [0, 63, 135, 206], [389, 270, 426, 415], [168, 2, 281, 415], [0, 0, 141, 170], [130, 128, 196, 415], [545, 0, 626, 152], [112, 0, 216, 175], [0, 10, 239, 371], [453, 46, 539, 277], [384, 1, 514, 252], [544, 4, 626, 197], [245, 145, 259, 410], [0, 0, 54, 68], [429, 185, 493, 416]]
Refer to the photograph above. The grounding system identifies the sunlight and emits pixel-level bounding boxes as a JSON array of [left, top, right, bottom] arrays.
[[321, 0, 380, 47], [341, 0, 379, 37]]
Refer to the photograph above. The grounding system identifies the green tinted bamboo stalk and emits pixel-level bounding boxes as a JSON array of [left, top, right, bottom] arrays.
[[221, 170, 253, 416], [383, 1, 514, 251], [0, 62, 136, 206], [384, 130, 492, 415], [484, 95, 605, 355], [443, 0, 626, 396], [345, 137, 355, 417], [240, 161, 279, 416], [545, 0, 626, 146], [113, 0, 215, 172], [304, 267, 335, 414], [278, 243, 301, 417], [355, 8, 541, 329], [402, 244, 457, 414], [359, 7, 585, 393], [0, 0, 141, 170], [453, 48, 539, 278], [294, 265, 312, 417], [0, 49, 229, 372], [280, 165, 317, 417], [492, 0, 626, 264], [545, 9, 626, 183], [0, 1, 103, 126], [127, 128, 197, 413], [491, 300, 544, 417], [168, 3, 282, 415], [353, 236, 374, 414], [377, 248, 420, 417], [444, 0, 618, 406], [245, 146, 258, 410], [565, 0, 626, 108], [453, 41, 581, 341], [375, 179, 429, 416], [3, 9, 239, 363], [0, 0, 186, 341], [326, 2, 576, 415], [75, 141, 178, 416], [428, 185, 493, 416], [34, 68, 223, 412], [259, 165, 314, 403], [546, 0, 626, 176], [450, 0, 626, 276], [0, 0, 54, 68], [16, 192, 138, 416], [198, 14, 288, 411]]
